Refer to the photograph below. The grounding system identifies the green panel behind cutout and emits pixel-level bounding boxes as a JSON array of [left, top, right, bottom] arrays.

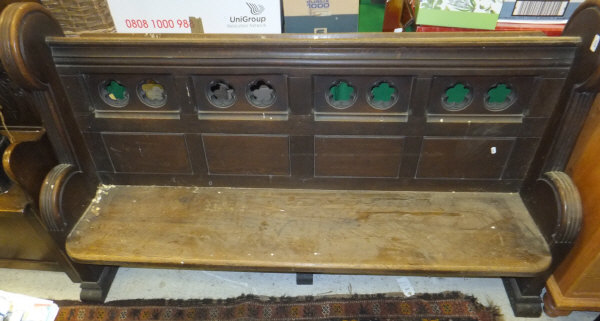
[[330, 81, 355, 102], [446, 84, 470, 104], [372, 82, 395, 102], [106, 81, 126, 100], [488, 84, 512, 103]]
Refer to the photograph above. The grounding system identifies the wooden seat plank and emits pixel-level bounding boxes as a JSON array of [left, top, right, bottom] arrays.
[[66, 185, 550, 276]]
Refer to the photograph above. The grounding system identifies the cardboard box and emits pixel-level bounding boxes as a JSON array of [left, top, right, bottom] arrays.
[[415, 0, 502, 30], [498, 0, 583, 23], [283, 0, 359, 33], [107, 0, 281, 34]]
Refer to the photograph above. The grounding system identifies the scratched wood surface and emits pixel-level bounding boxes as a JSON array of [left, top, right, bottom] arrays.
[[66, 185, 551, 276]]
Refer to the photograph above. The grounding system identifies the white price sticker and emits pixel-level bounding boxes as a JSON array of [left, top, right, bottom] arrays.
[[591, 34, 600, 53]]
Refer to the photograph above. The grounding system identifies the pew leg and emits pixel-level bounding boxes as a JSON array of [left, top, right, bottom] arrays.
[[80, 266, 118, 303], [296, 273, 313, 285], [502, 277, 543, 318]]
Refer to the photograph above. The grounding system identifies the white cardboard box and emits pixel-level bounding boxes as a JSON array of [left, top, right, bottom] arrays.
[[107, 0, 281, 34], [498, 0, 584, 23]]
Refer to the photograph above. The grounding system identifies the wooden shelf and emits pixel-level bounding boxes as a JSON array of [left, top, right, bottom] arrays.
[[66, 185, 550, 276], [0, 186, 30, 217]]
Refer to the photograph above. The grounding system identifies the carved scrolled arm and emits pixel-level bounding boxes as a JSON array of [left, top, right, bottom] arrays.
[[0, 2, 63, 90], [563, 0, 600, 92], [40, 164, 75, 232], [40, 163, 97, 232], [526, 171, 583, 245]]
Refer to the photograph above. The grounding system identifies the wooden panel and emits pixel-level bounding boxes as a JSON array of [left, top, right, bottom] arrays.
[[417, 138, 515, 179], [545, 95, 600, 312], [0, 69, 41, 126], [546, 276, 600, 311], [103, 133, 192, 174], [202, 134, 290, 176], [0, 185, 28, 217], [0, 215, 57, 262], [66, 185, 551, 275], [314, 136, 404, 178], [47, 30, 579, 191], [503, 138, 541, 180]]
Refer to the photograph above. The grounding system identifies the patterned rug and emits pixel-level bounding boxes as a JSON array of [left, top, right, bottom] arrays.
[[55, 292, 501, 321]]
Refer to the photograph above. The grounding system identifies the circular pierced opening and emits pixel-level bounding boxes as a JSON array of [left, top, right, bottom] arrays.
[[246, 80, 276, 108], [441, 83, 473, 112], [99, 80, 129, 108], [367, 81, 398, 110], [326, 80, 357, 109], [485, 83, 516, 112], [137, 80, 167, 108], [207, 80, 236, 108]]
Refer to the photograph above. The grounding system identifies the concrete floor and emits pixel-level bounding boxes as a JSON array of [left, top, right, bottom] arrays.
[[0, 267, 598, 321]]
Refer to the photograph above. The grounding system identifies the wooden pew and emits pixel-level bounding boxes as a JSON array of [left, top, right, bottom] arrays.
[[1, 1, 599, 316]]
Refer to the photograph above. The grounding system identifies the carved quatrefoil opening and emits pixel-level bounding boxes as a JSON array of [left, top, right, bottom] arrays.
[[326, 80, 357, 109], [246, 80, 276, 108], [442, 83, 473, 111], [368, 81, 398, 110], [99, 80, 129, 108], [207, 80, 236, 108], [137, 80, 167, 108], [485, 83, 516, 111]]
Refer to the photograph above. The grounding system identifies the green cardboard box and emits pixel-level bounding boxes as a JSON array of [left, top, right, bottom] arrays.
[[415, 0, 502, 30]]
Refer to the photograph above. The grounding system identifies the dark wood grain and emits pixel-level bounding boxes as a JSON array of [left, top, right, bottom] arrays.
[[202, 134, 290, 176], [315, 136, 404, 178], [103, 133, 192, 174], [417, 138, 515, 179]]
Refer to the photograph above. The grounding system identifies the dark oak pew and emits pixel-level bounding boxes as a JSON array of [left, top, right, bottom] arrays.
[[1, 1, 599, 316]]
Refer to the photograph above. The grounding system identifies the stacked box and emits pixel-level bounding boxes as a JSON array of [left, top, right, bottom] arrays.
[[107, 0, 282, 34], [498, 0, 583, 23], [283, 0, 360, 33], [414, 0, 503, 30]]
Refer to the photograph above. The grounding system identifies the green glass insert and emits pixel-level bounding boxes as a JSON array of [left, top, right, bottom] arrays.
[[106, 81, 126, 100], [446, 83, 470, 104], [488, 84, 512, 104], [371, 82, 395, 102], [330, 81, 355, 102]]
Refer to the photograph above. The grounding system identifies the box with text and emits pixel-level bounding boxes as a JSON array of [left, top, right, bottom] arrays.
[[107, 0, 281, 34]]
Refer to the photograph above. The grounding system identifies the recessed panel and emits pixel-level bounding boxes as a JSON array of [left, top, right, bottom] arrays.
[[103, 133, 192, 174], [202, 134, 290, 176], [417, 138, 515, 179], [315, 136, 404, 178]]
